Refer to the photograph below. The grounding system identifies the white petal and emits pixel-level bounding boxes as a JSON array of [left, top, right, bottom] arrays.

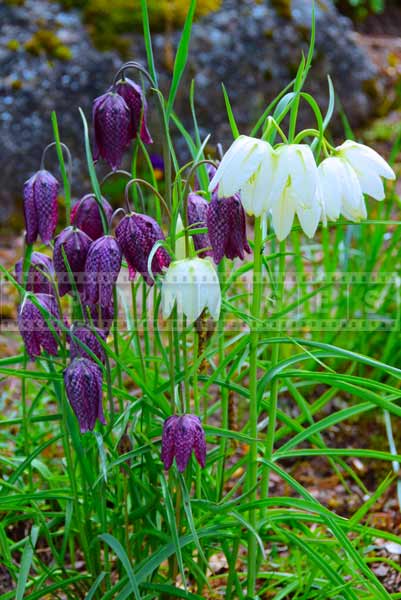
[[318, 158, 342, 221], [337, 140, 395, 181], [241, 149, 276, 216], [209, 136, 269, 198], [354, 171, 385, 201], [270, 185, 296, 241], [296, 193, 321, 238], [288, 144, 318, 206]]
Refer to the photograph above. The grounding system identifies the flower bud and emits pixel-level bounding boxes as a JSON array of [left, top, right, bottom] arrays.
[[161, 258, 221, 324], [64, 357, 105, 433], [207, 194, 251, 263], [115, 213, 170, 285], [161, 414, 206, 472], [71, 194, 113, 241], [84, 235, 122, 307], [93, 91, 131, 171], [114, 77, 153, 144], [15, 252, 55, 295], [70, 324, 106, 364], [18, 293, 61, 360], [23, 170, 59, 244], [187, 192, 212, 258], [53, 226, 92, 297]]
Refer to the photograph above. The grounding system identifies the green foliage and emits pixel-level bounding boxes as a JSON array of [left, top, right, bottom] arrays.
[[24, 29, 72, 61], [56, 0, 221, 53], [335, 0, 385, 19]]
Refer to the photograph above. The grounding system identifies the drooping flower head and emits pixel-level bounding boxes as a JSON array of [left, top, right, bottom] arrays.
[[161, 258, 221, 324], [93, 91, 131, 171], [53, 226, 92, 297], [15, 252, 55, 295], [18, 293, 61, 360], [71, 194, 113, 241], [336, 140, 395, 201], [115, 213, 170, 285], [317, 157, 365, 224], [161, 414, 206, 472], [23, 170, 59, 244], [268, 144, 320, 241], [114, 77, 153, 144], [70, 324, 106, 364], [207, 193, 251, 263], [64, 358, 105, 433], [209, 135, 275, 217], [187, 192, 212, 257], [83, 235, 122, 307]]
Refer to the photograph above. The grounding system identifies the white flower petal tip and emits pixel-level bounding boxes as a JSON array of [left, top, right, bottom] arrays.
[[161, 258, 221, 325], [336, 140, 396, 200], [209, 135, 275, 216]]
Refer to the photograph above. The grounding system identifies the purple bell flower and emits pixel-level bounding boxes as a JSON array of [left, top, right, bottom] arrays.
[[93, 91, 131, 171], [70, 324, 106, 364], [53, 226, 92, 297], [115, 213, 170, 285], [114, 77, 153, 145], [84, 235, 122, 307], [23, 170, 59, 244], [207, 194, 251, 264], [187, 192, 212, 258], [17, 293, 61, 360], [15, 252, 55, 295], [64, 357, 105, 433], [71, 194, 113, 241], [161, 414, 206, 472]]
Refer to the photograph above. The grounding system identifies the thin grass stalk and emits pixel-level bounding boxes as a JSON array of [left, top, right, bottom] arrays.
[[247, 216, 264, 596]]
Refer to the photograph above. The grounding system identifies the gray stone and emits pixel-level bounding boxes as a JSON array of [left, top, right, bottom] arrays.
[[0, 0, 379, 221]]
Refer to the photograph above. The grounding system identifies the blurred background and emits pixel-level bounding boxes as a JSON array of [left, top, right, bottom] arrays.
[[0, 0, 400, 229]]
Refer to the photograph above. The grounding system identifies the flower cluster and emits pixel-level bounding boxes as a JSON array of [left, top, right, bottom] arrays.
[[15, 60, 397, 475], [210, 135, 396, 241]]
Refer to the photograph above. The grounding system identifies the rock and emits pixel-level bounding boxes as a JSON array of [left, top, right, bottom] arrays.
[[0, 0, 379, 222]]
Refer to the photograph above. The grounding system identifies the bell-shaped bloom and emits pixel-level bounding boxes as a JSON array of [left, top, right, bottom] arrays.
[[15, 251, 55, 295], [84, 235, 122, 307], [269, 144, 320, 241], [18, 293, 61, 360], [318, 157, 366, 223], [64, 358, 105, 433], [161, 414, 206, 472], [209, 135, 275, 217], [187, 192, 211, 257], [93, 91, 131, 171], [336, 140, 395, 201], [71, 194, 113, 241], [53, 226, 92, 296], [115, 213, 170, 285], [162, 258, 221, 324], [114, 77, 152, 144], [23, 170, 59, 244], [207, 193, 251, 263], [70, 324, 106, 364]]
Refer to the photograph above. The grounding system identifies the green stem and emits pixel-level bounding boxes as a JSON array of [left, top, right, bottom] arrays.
[[247, 217, 264, 597], [261, 242, 285, 502]]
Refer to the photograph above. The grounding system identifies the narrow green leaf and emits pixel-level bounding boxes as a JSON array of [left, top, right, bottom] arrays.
[[99, 533, 141, 600]]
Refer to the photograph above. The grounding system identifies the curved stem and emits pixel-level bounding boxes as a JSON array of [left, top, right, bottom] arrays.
[[100, 169, 132, 186], [112, 61, 156, 89], [124, 178, 171, 220], [293, 128, 322, 144], [40, 141, 72, 177]]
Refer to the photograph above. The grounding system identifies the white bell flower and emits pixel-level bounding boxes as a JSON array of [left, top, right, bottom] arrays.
[[317, 156, 366, 224], [161, 258, 221, 324], [269, 144, 321, 241], [208, 135, 275, 217], [336, 140, 395, 201]]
